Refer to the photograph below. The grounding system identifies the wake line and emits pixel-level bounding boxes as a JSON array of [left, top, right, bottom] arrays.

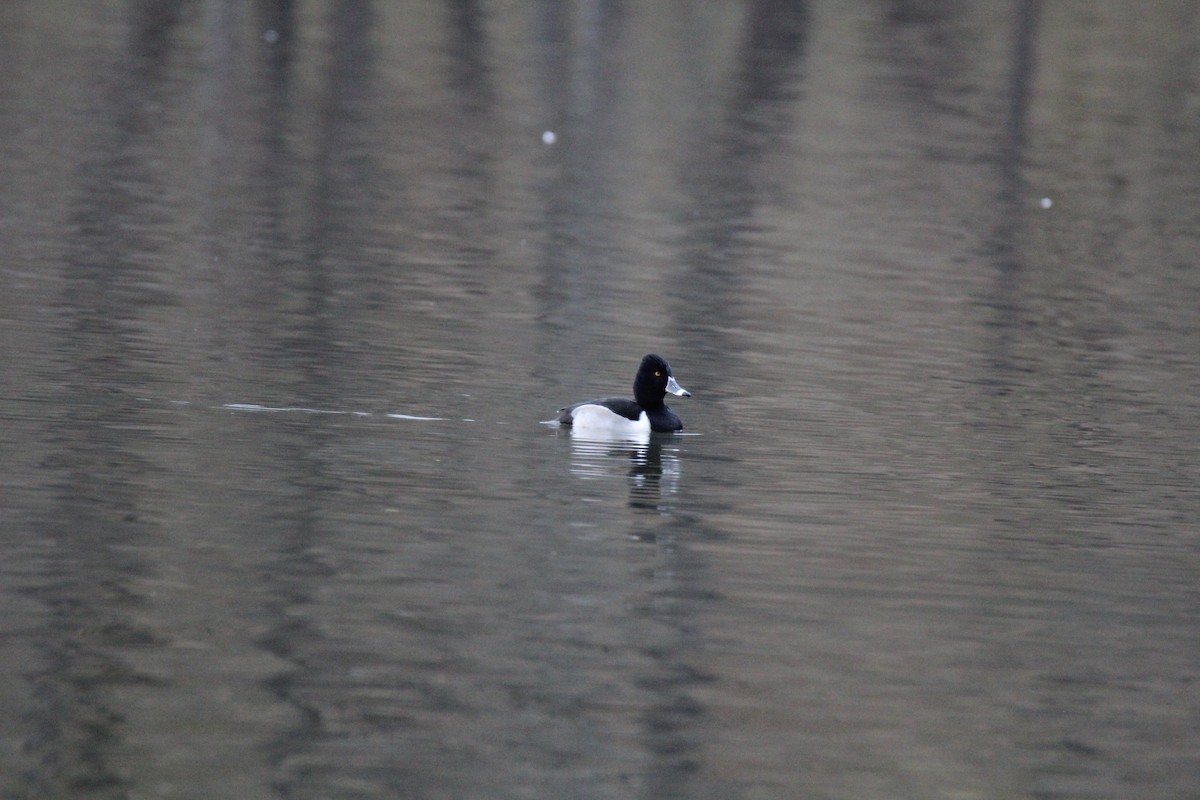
[[224, 404, 455, 421], [223, 403, 371, 416], [138, 397, 467, 422]]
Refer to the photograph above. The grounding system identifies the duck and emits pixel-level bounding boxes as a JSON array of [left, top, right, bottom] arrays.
[[555, 354, 690, 434]]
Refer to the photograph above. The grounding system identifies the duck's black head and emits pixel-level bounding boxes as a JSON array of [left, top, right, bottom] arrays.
[[633, 354, 690, 409]]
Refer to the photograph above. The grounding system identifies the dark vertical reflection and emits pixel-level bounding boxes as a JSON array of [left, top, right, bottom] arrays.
[[526, 5, 773, 794], [981, 0, 1039, 370], [253, 0, 296, 207], [218, 0, 340, 792], [673, 1, 809, 373], [969, 2, 1039, 548], [245, 2, 380, 796], [532, 0, 628, 374], [441, 0, 500, 288], [21, 3, 186, 797], [650, 4, 809, 797], [991, 0, 1041, 282], [306, 0, 379, 310], [528, 5, 697, 790], [634, 533, 718, 800], [446, 0, 493, 128], [973, 1, 1040, 405]]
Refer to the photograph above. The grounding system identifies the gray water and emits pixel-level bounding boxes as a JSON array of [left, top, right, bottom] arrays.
[[3, 2, 1199, 799]]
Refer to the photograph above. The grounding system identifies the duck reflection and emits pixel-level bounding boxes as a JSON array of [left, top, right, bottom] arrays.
[[565, 430, 681, 513]]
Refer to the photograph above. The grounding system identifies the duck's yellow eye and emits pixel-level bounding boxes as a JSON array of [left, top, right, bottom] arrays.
[[655, 371, 661, 376]]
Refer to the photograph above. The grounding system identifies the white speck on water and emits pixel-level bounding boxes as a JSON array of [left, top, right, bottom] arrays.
[[542, 130, 557, 145], [264, 29, 279, 44], [1040, 197, 1052, 209]]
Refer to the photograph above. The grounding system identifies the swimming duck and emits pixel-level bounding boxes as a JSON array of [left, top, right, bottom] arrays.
[[555, 354, 690, 434]]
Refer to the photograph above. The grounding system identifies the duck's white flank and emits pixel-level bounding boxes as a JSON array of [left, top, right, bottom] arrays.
[[569, 404, 651, 436]]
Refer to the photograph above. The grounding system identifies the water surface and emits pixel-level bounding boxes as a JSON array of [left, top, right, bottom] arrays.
[[2, 2, 1199, 799]]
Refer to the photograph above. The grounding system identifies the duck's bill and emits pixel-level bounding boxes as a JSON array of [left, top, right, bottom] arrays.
[[666, 376, 691, 397]]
